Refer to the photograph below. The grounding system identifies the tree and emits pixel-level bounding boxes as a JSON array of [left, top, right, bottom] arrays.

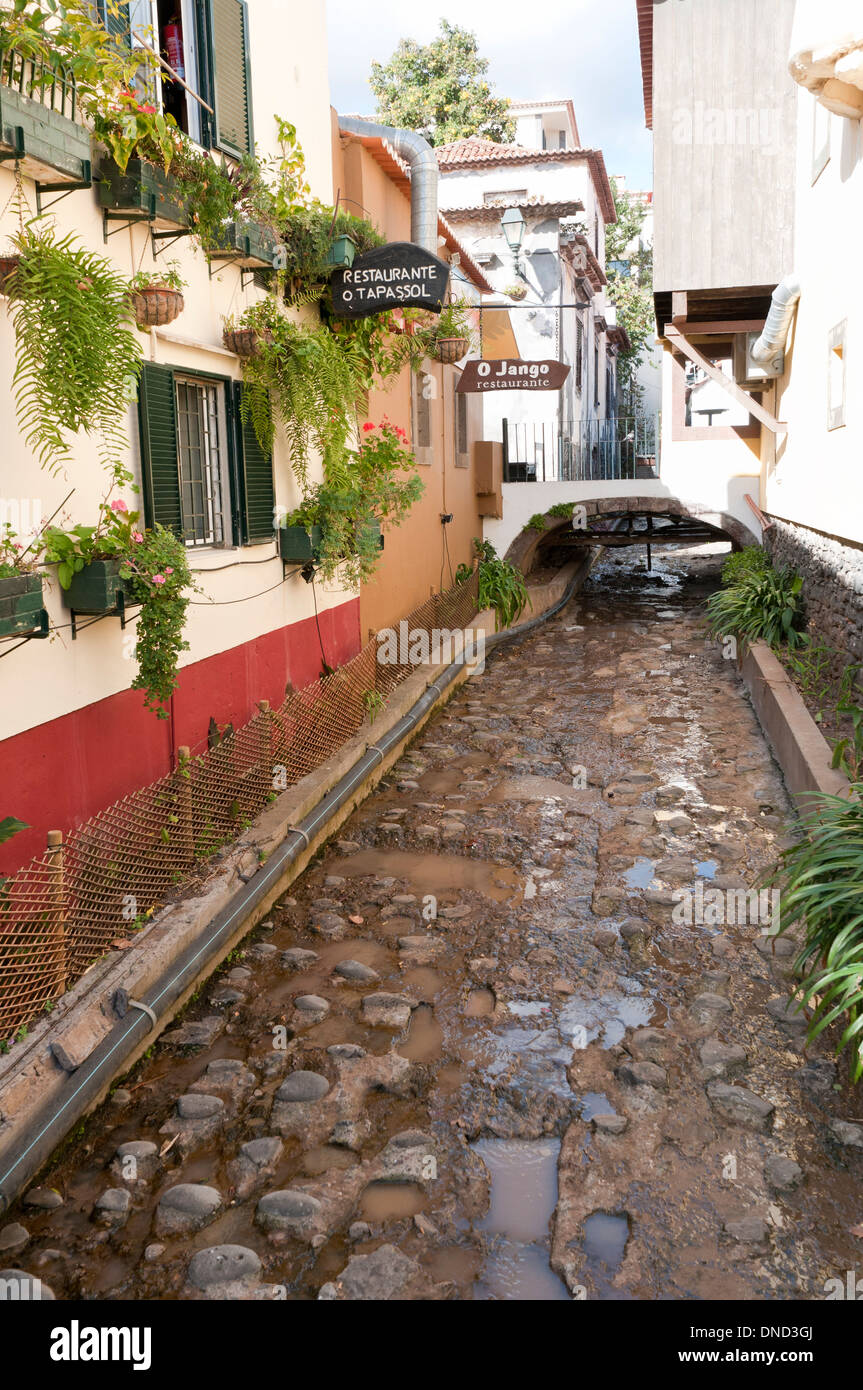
[[369, 20, 514, 147], [605, 179, 655, 415]]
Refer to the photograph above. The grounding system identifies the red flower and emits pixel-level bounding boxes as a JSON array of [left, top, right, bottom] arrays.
[[362, 422, 375, 432]]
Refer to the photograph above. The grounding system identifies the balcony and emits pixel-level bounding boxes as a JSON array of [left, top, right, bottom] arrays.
[[0, 48, 91, 201]]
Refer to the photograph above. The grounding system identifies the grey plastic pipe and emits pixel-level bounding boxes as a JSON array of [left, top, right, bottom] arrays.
[[338, 116, 439, 255], [750, 274, 802, 365], [0, 558, 593, 1212]]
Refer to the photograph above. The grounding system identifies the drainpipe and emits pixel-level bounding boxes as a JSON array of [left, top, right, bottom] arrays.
[[337, 116, 439, 256], [750, 274, 802, 365]]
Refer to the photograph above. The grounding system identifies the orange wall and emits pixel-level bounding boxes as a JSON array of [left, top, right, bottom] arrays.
[[330, 112, 484, 638]]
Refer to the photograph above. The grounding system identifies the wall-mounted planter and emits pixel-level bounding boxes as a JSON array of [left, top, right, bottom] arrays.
[[61, 560, 138, 637], [207, 220, 279, 269], [0, 574, 48, 639], [98, 157, 188, 231], [279, 526, 322, 563], [326, 235, 357, 270], [435, 337, 470, 364], [222, 325, 272, 358], [0, 254, 20, 296], [0, 61, 91, 185], [129, 285, 185, 328]]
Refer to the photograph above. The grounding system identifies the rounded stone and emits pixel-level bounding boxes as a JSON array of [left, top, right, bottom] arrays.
[[276, 1070, 330, 1103], [0, 1224, 29, 1254], [334, 959, 380, 983], [94, 1189, 131, 1225], [764, 1155, 804, 1191], [22, 1187, 64, 1211], [187, 1245, 261, 1291], [327, 1043, 366, 1060], [294, 994, 330, 1014], [281, 948, 318, 970], [256, 1190, 322, 1234], [156, 1184, 222, 1236], [144, 1243, 165, 1262], [177, 1093, 225, 1120], [240, 1137, 284, 1167], [592, 1113, 628, 1135]]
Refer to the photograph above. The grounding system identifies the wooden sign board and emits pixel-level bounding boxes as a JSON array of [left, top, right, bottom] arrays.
[[331, 242, 451, 318], [456, 359, 571, 392]]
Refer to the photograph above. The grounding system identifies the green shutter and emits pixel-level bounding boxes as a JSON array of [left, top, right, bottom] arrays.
[[208, 0, 253, 157], [234, 383, 274, 544], [138, 363, 182, 532], [99, 0, 131, 44]]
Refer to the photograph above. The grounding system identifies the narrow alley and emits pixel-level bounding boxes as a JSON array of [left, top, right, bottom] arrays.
[[12, 548, 862, 1303]]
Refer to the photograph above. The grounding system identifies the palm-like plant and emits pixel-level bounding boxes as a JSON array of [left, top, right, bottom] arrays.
[[707, 563, 807, 650], [769, 788, 863, 1079]]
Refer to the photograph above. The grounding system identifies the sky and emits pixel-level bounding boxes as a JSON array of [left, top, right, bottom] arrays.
[[324, 0, 653, 192]]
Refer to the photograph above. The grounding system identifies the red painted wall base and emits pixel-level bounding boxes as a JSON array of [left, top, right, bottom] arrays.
[[0, 598, 361, 873]]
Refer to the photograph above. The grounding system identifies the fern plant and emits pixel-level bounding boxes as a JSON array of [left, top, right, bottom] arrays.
[[6, 224, 142, 476], [707, 561, 807, 650], [457, 539, 530, 631]]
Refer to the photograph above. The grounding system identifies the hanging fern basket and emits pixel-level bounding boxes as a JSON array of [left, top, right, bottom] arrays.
[[223, 326, 272, 358], [129, 285, 185, 329], [0, 255, 20, 296], [435, 336, 470, 364]]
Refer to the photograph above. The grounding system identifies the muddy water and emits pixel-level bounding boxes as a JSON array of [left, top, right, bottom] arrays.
[[11, 544, 863, 1303]]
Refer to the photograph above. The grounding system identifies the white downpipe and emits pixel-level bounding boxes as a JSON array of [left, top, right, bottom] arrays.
[[337, 116, 439, 256], [750, 274, 802, 365]]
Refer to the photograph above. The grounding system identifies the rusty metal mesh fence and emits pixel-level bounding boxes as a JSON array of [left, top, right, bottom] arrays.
[[0, 575, 479, 1039]]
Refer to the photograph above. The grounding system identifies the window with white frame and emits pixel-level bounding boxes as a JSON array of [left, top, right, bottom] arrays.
[[175, 377, 231, 545]]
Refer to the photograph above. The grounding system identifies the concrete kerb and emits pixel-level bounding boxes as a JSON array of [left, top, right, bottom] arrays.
[[0, 561, 589, 1204], [741, 640, 851, 802]]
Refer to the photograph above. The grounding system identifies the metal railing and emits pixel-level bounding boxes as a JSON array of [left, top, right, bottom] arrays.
[[0, 45, 79, 121], [502, 415, 661, 483]]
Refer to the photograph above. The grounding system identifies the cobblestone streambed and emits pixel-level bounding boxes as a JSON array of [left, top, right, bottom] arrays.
[[6, 546, 863, 1302]]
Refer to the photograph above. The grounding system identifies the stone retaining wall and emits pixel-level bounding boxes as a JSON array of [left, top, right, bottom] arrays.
[[766, 518, 863, 680]]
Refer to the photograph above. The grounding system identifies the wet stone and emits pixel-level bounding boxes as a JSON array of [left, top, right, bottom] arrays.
[[277, 1071, 330, 1103], [0, 1223, 29, 1254], [764, 1156, 804, 1191], [755, 936, 795, 958], [256, 1190, 322, 1237], [93, 1189, 131, 1227], [592, 1114, 628, 1135], [22, 1187, 64, 1211], [143, 1244, 165, 1262], [327, 1043, 366, 1061], [361, 993, 413, 1029], [310, 914, 349, 940], [111, 1140, 160, 1184], [162, 1016, 224, 1049], [178, 1093, 224, 1120], [211, 987, 245, 1008], [334, 1243, 421, 1301], [156, 1184, 222, 1236], [724, 1214, 768, 1245], [707, 1083, 775, 1132], [281, 948, 318, 970], [293, 994, 330, 1018], [245, 943, 278, 963], [187, 1245, 261, 1296], [766, 996, 808, 1031], [829, 1120, 863, 1148], [617, 1060, 667, 1090], [333, 959, 380, 984]]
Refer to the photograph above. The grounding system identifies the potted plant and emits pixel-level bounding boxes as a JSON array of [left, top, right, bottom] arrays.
[[326, 233, 357, 269], [42, 491, 194, 718], [128, 262, 186, 329], [505, 283, 528, 301], [431, 300, 477, 364], [0, 524, 48, 640], [0, 252, 20, 296], [5, 223, 142, 477], [222, 306, 274, 359]]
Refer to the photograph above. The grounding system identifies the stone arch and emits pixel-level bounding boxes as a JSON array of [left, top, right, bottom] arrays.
[[503, 494, 760, 572]]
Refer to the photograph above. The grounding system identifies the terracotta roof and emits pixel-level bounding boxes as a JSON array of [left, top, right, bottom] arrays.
[[636, 0, 653, 130], [337, 126, 493, 293], [436, 139, 617, 224], [441, 197, 585, 223]]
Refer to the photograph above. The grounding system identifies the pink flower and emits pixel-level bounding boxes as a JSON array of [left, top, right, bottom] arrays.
[[362, 421, 375, 432], [138, 103, 156, 115], [132, 531, 144, 543], [153, 574, 166, 585], [110, 499, 128, 513], [165, 567, 174, 575]]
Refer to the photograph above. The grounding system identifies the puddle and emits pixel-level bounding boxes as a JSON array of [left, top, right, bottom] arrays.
[[398, 1004, 443, 1062], [696, 859, 718, 879], [472, 1138, 569, 1300], [360, 1181, 427, 1221], [339, 850, 523, 903], [301, 1146, 359, 1176], [558, 987, 654, 1050], [465, 987, 495, 1017], [623, 858, 657, 889], [579, 1092, 614, 1120], [581, 1211, 632, 1287]]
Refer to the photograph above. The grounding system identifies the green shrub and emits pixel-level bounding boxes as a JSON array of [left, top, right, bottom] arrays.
[[457, 539, 529, 631], [770, 788, 863, 1079], [707, 562, 807, 650], [721, 546, 771, 587], [526, 514, 548, 533]]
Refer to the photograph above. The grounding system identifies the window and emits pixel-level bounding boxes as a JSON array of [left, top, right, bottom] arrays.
[[138, 363, 274, 546], [594, 343, 600, 406], [455, 383, 469, 466], [558, 130, 567, 150], [828, 320, 847, 430], [102, 0, 253, 155], [413, 371, 432, 459], [576, 320, 584, 393], [670, 341, 761, 442]]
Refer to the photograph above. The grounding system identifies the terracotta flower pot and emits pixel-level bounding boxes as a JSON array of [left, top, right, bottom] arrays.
[[129, 285, 185, 328], [223, 326, 273, 358], [435, 336, 470, 364], [0, 255, 21, 296]]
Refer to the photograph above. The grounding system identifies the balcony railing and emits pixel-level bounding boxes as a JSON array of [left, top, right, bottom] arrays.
[[502, 415, 661, 483], [0, 46, 78, 123]]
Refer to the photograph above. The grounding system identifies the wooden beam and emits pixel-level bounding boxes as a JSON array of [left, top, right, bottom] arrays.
[[671, 319, 765, 335], [664, 325, 787, 435], [671, 291, 688, 325]]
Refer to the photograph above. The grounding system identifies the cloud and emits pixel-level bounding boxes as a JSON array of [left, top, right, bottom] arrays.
[[326, 0, 653, 188]]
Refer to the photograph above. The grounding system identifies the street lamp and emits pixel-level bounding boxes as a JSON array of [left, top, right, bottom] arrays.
[[500, 206, 526, 254]]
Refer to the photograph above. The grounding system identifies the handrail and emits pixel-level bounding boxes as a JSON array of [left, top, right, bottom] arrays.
[[0, 44, 78, 121]]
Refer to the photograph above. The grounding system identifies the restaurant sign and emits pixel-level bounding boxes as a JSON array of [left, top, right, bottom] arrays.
[[456, 359, 571, 392], [331, 242, 451, 318]]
